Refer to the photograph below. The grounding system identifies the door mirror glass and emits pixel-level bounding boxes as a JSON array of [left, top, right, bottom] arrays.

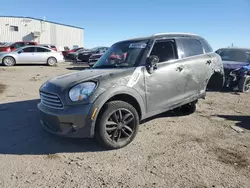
[[146, 55, 159, 74], [17, 50, 23, 54]]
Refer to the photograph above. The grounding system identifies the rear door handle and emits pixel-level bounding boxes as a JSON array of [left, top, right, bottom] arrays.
[[206, 60, 212, 65]]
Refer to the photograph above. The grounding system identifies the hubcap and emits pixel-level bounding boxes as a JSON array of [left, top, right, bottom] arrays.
[[105, 108, 135, 143], [48, 58, 55, 65], [4, 57, 13, 65]]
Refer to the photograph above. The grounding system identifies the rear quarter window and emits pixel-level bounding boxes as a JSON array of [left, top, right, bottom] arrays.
[[177, 38, 204, 58]]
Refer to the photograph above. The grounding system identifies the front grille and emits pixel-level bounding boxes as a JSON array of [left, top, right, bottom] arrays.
[[40, 92, 64, 109]]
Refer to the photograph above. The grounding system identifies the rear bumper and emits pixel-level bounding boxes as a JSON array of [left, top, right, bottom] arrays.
[[58, 59, 65, 63], [38, 102, 93, 138]]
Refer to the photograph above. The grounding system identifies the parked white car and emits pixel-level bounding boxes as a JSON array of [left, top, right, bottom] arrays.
[[0, 45, 64, 66]]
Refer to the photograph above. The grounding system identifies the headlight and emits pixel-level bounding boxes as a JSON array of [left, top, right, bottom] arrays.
[[69, 82, 96, 102]]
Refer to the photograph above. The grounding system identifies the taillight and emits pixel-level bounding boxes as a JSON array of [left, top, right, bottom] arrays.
[[6, 48, 11, 52]]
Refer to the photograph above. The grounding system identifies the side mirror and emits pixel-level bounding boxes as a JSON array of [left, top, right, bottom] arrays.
[[146, 55, 159, 74], [17, 50, 23, 54]]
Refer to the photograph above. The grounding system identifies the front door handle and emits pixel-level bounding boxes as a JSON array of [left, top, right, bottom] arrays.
[[206, 60, 212, 65]]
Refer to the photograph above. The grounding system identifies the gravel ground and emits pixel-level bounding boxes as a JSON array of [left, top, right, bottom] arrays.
[[0, 62, 250, 188]]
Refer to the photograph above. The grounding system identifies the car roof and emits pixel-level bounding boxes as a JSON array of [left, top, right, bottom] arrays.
[[40, 44, 56, 46], [19, 45, 53, 51], [119, 32, 203, 43]]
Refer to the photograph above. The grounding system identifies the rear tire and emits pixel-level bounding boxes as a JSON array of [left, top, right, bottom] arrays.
[[2, 56, 15, 66], [47, 57, 57, 66], [238, 75, 250, 93], [95, 101, 139, 149]]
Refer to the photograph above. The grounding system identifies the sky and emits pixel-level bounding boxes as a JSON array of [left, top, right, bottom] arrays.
[[1, 0, 250, 50]]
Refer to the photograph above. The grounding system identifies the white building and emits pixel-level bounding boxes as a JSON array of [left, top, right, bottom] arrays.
[[0, 16, 84, 50]]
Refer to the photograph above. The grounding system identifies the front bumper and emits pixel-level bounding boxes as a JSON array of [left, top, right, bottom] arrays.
[[88, 59, 98, 66], [38, 102, 93, 138]]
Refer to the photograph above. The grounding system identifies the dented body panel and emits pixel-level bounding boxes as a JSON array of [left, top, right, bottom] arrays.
[[38, 33, 224, 138]]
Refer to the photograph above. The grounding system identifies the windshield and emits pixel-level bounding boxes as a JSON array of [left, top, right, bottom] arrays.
[[92, 40, 148, 69], [89, 47, 100, 52], [216, 49, 250, 63]]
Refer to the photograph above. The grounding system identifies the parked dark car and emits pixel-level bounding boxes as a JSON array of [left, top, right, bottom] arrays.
[[62, 47, 84, 58], [65, 49, 88, 61], [38, 33, 224, 149], [77, 47, 108, 62], [215, 48, 250, 92], [40, 44, 57, 51], [88, 53, 105, 66], [0, 41, 37, 52]]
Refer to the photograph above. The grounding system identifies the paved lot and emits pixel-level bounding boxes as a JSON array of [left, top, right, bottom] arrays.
[[0, 62, 250, 188]]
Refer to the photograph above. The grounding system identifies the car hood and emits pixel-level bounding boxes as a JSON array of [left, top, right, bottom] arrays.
[[90, 53, 104, 58], [40, 68, 133, 93], [80, 52, 91, 55], [222, 61, 250, 70], [0, 51, 16, 56]]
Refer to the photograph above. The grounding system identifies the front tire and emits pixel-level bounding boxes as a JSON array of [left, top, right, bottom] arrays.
[[47, 57, 57, 66], [2, 56, 15, 66], [95, 101, 139, 149], [238, 75, 250, 93]]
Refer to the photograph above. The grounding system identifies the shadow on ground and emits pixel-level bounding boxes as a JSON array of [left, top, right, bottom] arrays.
[[66, 67, 89, 71], [0, 99, 104, 155], [0, 98, 192, 155], [217, 115, 250, 130], [141, 108, 191, 124]]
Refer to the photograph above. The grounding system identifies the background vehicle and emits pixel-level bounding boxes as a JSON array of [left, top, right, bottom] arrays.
[[0, 45, 64, 66], [88, 53, 104, 66], [62, 47, 84, 58], [216, 48, 250, 92], [0, 41, 37, 52], [40, 44, 57, 51], [65, 48, 88, 61], [38, 33, 224, 149], [77, 47, 108, 62]]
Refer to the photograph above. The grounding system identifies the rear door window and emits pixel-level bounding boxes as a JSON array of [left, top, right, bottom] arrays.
[[36, 47, 51, 52], [150, 40, 177, 63], [22, 47, 35, 53], [178, 38, 204, 58]]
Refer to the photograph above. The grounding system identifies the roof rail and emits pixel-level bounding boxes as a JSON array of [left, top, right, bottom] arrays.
[[152, 32, 199, 36]]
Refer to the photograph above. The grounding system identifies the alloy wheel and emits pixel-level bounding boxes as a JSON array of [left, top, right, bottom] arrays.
[[105, 108, 135, 143]]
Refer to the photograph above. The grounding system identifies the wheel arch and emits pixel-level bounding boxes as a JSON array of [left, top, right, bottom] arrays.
[[88, 86, 146, 137], [2, 56, 16, 65], [206, 70, 225, 91], [47, 56, 57, 61]]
